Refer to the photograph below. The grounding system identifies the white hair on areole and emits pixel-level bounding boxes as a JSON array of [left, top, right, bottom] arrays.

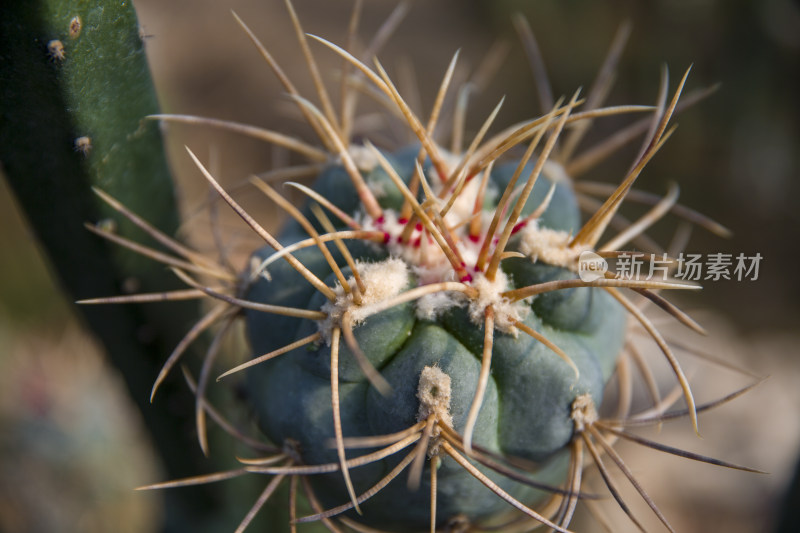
[[467, 271, 529, 336], [416, 291, 464, 321], [518, 221, 590, 270], [318, 257, 410, 343]]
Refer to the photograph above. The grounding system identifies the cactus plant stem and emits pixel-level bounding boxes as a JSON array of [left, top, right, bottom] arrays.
[[0, 2, 227, 530]]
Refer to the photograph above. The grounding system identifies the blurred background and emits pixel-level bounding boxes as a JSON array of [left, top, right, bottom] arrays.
[[1, 0, 798, 531]]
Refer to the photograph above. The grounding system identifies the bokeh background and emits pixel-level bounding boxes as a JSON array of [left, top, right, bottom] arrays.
[[1, 0, 798, 531]]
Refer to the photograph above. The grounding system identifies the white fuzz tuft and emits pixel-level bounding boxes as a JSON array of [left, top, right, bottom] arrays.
[[518, 222, 590, 269], [366, 176, 387, 198], [416, 291, 463, 321], [570, 393, 598, 432], [468, 272, 528, 335], [346, 144, 380, 172], [417, 365, 453, 429], [318, 258, 409, 343]]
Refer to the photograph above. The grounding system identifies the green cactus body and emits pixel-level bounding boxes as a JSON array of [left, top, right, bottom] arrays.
[[245, 147, 627, 528], [0, 3, 229, 529]]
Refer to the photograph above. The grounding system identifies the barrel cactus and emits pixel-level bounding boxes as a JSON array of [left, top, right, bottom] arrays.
[[82, 2, 761, 531]]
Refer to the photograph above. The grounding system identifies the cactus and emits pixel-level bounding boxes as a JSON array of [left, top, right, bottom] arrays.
[[0, 1, 237, 530], [2, 1, 762, 531], [242, 144, 629, 528]]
